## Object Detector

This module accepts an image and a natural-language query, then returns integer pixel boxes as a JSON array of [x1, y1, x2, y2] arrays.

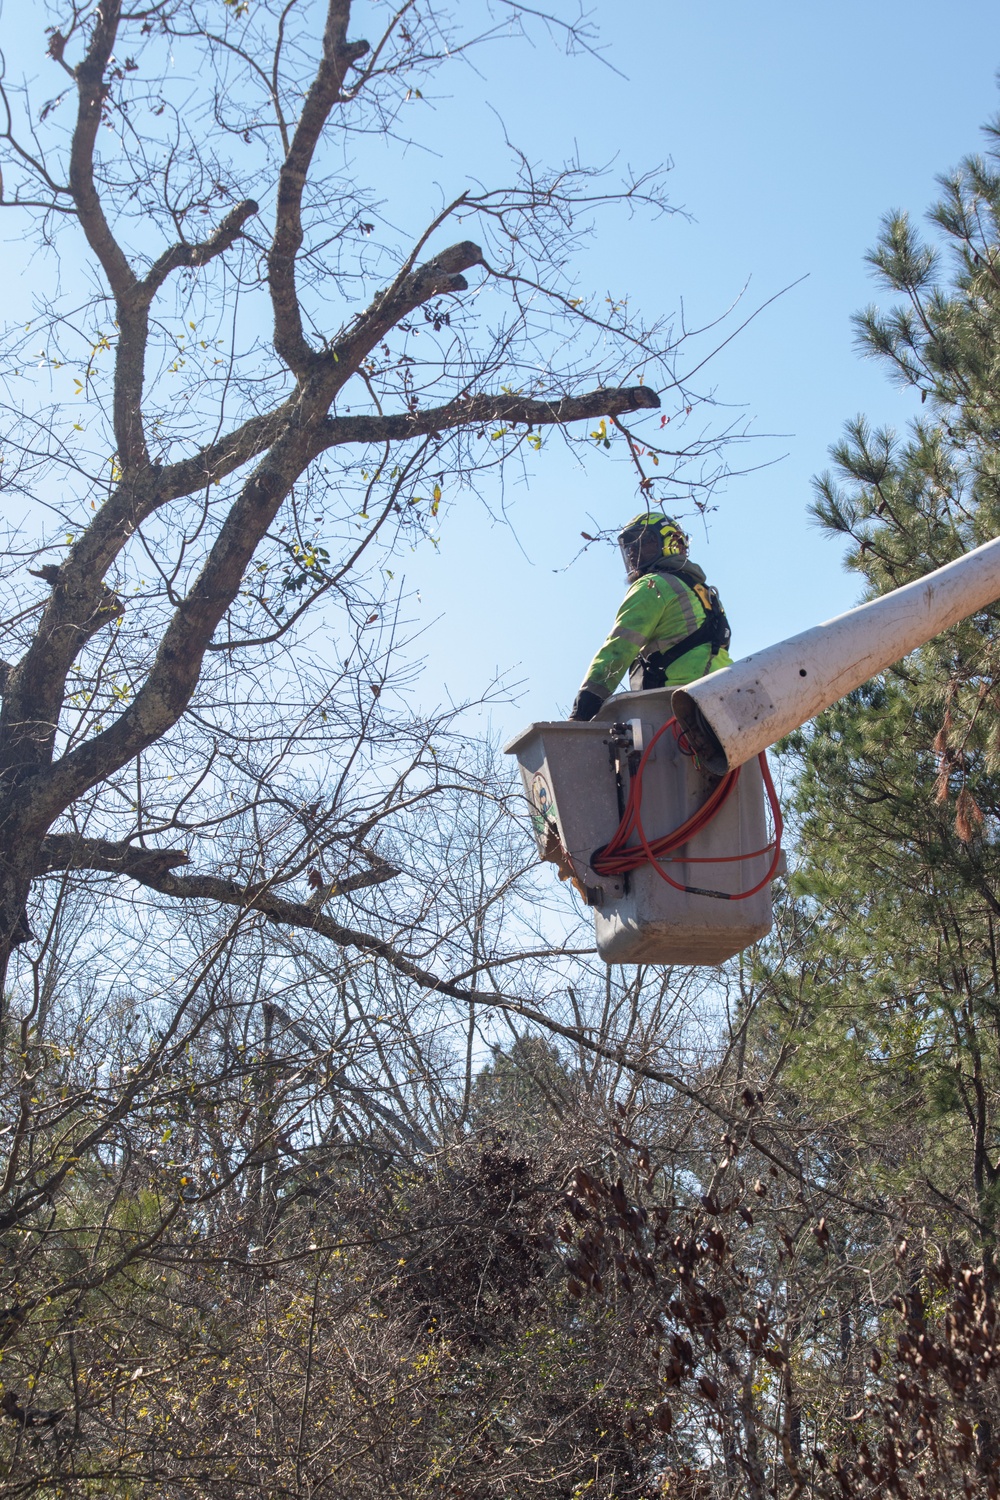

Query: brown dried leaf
[[934, 754, 952, 804], [955, 786, 984, 844]]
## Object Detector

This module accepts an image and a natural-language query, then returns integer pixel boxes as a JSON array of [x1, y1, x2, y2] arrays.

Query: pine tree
[[772, 114, 1000, 1269], [712, 131, 1000, 1486]]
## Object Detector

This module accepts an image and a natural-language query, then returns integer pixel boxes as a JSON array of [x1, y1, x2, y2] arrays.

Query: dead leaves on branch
[[558, 1127, 1000, 1498]]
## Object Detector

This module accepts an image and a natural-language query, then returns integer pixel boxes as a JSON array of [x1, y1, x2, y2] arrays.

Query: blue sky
[[383, 0, 1000, 740], [3, 0, 999, 749]]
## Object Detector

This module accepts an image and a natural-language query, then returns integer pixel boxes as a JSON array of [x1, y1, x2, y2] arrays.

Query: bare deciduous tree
[[0, 0, 756, 999]]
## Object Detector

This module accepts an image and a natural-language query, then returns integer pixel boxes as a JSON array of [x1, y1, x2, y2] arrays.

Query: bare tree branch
[[36, 833, 400, 897], [68, 0, 133, 301], [144, 198, 260, 297], [268, 0, 370, 377], [317, 383, 661, 448]]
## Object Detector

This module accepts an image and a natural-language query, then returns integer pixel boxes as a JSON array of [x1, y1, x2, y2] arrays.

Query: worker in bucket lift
[[569, 513, 733, 722]]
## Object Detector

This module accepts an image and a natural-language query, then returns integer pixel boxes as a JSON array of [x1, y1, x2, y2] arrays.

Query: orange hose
[[590, 718, 783, 901]]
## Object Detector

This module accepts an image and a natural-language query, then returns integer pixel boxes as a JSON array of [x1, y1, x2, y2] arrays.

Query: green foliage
[[769, 111, 1000, 1254], [468, 1036, 575, 1137]]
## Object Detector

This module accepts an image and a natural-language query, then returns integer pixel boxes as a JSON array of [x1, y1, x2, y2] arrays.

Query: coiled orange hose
[[590, 718, 783, 902]]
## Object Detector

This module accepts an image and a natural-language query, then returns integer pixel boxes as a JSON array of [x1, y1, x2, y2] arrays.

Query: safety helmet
[[618, 513, 690, 581]]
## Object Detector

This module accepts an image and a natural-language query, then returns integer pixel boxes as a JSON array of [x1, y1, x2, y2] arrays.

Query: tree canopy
[[0, 0, 726, 993]]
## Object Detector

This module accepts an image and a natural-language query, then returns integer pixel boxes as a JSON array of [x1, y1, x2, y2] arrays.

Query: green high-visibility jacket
[[579, 565, 733, 705]]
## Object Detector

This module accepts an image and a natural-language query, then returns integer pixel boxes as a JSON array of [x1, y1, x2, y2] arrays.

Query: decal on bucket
[[529, 770, 557, 837]]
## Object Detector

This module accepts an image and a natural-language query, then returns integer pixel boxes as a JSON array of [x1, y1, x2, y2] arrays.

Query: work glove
[[568, 688, 603, 722]]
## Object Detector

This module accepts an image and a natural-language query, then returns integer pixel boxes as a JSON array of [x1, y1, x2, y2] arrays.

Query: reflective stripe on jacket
[[579, 570, 733, 703]]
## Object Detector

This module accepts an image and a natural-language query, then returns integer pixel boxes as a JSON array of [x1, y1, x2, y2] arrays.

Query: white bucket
[[505, 687, 774, 966]]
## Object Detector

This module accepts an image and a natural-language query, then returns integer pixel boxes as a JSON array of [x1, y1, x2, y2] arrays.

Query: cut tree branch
[[36, 834, 400, 899], [317, 383, 661, 448], [68, 0, 134, 302], [69, 0, 153, 472], [317, 239, 483, 391], [144, 199, 260, 298], [269, 0, 370, 377], [162, 379, 660, 505]]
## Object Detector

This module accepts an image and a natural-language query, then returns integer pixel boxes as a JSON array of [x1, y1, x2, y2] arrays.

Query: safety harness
[[635, 569, 731, 689]]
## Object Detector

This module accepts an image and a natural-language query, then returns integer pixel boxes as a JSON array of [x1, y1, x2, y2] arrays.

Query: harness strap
[[635, 573, 731, 686], [652, 613, 717, 670]]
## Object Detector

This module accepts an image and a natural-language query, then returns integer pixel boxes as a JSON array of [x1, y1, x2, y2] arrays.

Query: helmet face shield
[[619, 521, 662, 579], [618, 515, 689, 580]]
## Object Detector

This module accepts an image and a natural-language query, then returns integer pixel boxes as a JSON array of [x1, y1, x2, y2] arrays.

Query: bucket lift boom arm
[[672, 534, 1000, 776]]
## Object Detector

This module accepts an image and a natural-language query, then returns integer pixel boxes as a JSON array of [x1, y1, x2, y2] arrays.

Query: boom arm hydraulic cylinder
[[672, 534, 1000, 775]]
